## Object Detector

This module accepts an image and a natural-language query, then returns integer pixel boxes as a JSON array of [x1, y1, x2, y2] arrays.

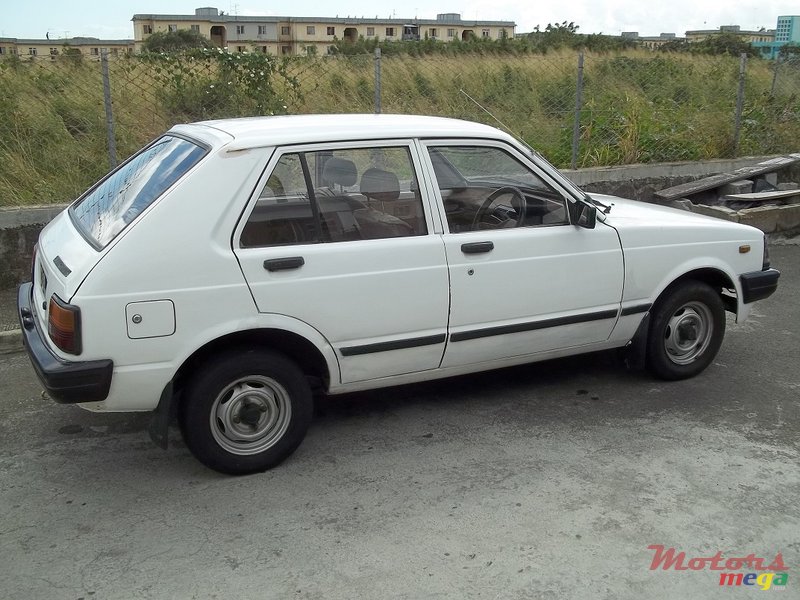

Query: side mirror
[[569, 200, 597, 229]]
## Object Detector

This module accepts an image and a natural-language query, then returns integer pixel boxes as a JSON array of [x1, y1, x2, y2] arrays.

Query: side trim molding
[[450, 309, 619, 343], [340, 333, 446, 357]]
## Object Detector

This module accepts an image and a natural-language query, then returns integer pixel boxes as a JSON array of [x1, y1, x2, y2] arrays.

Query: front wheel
[[646, 280, 726, 380], [179, 350, 313, 475]]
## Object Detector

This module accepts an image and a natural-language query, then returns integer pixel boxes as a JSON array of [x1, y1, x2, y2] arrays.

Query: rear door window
[[240, 145, 426, 248], [70, 135, 207, 248]]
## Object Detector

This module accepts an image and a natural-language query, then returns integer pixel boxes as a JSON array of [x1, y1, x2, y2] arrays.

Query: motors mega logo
[[648, 545, 789, 590]]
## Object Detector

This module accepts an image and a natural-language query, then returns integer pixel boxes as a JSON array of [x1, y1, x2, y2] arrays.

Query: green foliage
[[1, 48, 799, 206], [142, 30, 213, 52], [133, 48, 301, 120]]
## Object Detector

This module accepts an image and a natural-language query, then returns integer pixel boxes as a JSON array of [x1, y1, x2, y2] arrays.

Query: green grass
[[1, 50, 798, 207]]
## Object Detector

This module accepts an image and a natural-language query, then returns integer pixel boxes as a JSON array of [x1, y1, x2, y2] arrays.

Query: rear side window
[[70, 136, 206, 248], [240, 146, 426, 248]]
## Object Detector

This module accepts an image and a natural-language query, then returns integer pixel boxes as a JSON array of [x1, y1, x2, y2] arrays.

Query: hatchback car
[[18, 114, 779, 474]]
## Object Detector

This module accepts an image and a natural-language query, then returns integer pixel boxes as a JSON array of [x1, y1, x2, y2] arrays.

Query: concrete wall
[[0, 155, 795, 290], [0, 205, 66, 289]]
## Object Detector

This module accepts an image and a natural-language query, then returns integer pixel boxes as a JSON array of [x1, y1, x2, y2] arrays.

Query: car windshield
[[70, 135, 206, 248]]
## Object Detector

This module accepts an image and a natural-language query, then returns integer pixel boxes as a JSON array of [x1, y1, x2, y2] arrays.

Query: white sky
[[1, 0, 796, 40]]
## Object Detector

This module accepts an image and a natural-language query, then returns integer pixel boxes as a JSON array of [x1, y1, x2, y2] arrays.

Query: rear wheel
[[179, 349, 313, 475], [646, 280, 725, 380]]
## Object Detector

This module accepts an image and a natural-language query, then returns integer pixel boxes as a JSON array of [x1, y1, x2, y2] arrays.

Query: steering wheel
[[471, 186, 527, 230]]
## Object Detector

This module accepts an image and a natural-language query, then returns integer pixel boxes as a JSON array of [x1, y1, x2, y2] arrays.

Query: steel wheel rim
[[210, 375, 292, 456], [663, 301, 713, 365]]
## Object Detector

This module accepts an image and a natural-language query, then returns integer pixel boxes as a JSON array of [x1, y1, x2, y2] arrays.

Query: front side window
[[427, 145, 569, 232], [71, 136, 206, 248], [307, 26, 316, 35], [327, 26, 335, 35], [236, 25, 245, 35], [241, 146, 426, 248]]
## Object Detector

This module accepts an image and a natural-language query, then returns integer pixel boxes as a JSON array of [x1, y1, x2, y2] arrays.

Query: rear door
[[420, 140, 624, 368], [233, 140, 450, 384]]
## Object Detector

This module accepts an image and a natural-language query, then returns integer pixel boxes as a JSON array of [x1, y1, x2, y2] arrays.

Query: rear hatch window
[[70, 135, 207, 248]]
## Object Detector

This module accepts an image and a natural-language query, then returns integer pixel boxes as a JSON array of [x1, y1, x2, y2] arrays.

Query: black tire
[[179, 349, 313, 475], [646, 280, 726, 381]]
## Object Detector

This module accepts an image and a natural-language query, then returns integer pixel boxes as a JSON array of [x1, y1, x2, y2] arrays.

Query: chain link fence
[[1, 49, 799, 206]]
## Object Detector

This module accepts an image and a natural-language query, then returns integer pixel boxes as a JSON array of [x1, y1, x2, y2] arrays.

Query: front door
[[420, 141, 624, 368], [234, 141, 449, 384]]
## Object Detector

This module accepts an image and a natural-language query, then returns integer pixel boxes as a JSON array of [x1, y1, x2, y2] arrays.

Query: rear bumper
[[740, 268, 780, 304], [17, 282, 113, 404]]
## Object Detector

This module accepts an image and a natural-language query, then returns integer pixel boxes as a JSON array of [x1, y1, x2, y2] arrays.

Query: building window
[[112, 48, 119, 55], [236, 25, 245, 35], [50, 47, 58, 55], [28, 48, 37, 55], [482, 29, 490, 38], [429, 28, 437, 38], [261, 45, 268, 53], [0, 47, 5, 55], [91, 48, 99, 55], [366, 27, 375, 36], [307, 25, 315, 35], [281, 26, 290, 35], [281, 45, 291, 55], [236, 45, 246, 53], [305, 46, 316, 55], [447, 28, 455, 37], [168, 24, 178, 32], [327, 26, 335, 35], [143, 25, 153, 35], [386, 27, 395, 37], [191, 24, 200, 32], [257, 25, 267, 35]]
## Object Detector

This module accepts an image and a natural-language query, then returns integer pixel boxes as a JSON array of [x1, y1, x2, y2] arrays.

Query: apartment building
[[685, 24, 775, 44], [131, 7, 516, 55], [621, 32, 684, 49], [0, 37, 133, 59]]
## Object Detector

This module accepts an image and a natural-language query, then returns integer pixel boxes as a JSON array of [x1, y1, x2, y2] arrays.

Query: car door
[[233, 140, 449, 384], [419, 140, 624, 368]]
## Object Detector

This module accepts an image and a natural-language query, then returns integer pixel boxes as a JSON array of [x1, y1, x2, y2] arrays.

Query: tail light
[[763, 235, 770, 270], [48, 295, 82, 355]]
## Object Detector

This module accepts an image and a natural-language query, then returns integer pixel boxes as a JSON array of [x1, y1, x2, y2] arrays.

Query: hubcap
[[210, 375, 292, 456], [663, 301, 714, 365]]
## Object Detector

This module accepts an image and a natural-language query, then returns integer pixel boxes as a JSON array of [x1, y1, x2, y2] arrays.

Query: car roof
[[175, 114, 515, 151]]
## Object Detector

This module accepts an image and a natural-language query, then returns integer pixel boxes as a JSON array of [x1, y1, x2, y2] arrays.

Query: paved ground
[[1, 247, 798, 600]]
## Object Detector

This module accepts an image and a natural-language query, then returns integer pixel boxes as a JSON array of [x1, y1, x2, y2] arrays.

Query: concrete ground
[[1, 247, 798, 600]]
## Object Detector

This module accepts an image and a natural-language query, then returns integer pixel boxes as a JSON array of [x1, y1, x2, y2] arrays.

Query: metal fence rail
[[1, 49, 799, 206]]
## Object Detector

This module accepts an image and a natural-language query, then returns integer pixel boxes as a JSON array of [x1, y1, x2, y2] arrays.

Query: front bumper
[[740, 268, 780, 304], [17, 282, 113, 404]]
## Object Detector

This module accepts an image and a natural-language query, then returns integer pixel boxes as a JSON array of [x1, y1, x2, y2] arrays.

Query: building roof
[[175, 114, 513, 151], [0, 37, 133, 45], [131, 14, 515, 27]]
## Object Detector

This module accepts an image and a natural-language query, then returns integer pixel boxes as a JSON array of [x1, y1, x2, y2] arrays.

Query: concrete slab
[[654, 154, 800, 201]]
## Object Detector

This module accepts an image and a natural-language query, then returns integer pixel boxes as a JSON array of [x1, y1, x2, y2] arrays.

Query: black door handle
[[461, 241, 494, 254], [264, 256, 305, 272]]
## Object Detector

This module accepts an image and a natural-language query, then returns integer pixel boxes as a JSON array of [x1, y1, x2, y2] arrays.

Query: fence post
[[770, 57, 780, 96], [571, 51, 585, 170], [374, 47, 382, 114], [732, 53, 747, 157], [101, 49, 118, 169]]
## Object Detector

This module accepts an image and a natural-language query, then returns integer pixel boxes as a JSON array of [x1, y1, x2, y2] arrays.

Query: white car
[[18, 115, 779, 474]]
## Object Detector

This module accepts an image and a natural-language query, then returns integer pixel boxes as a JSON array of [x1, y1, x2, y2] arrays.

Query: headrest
[[360, 168, 400, 201], [322, 157, 357, 187]]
